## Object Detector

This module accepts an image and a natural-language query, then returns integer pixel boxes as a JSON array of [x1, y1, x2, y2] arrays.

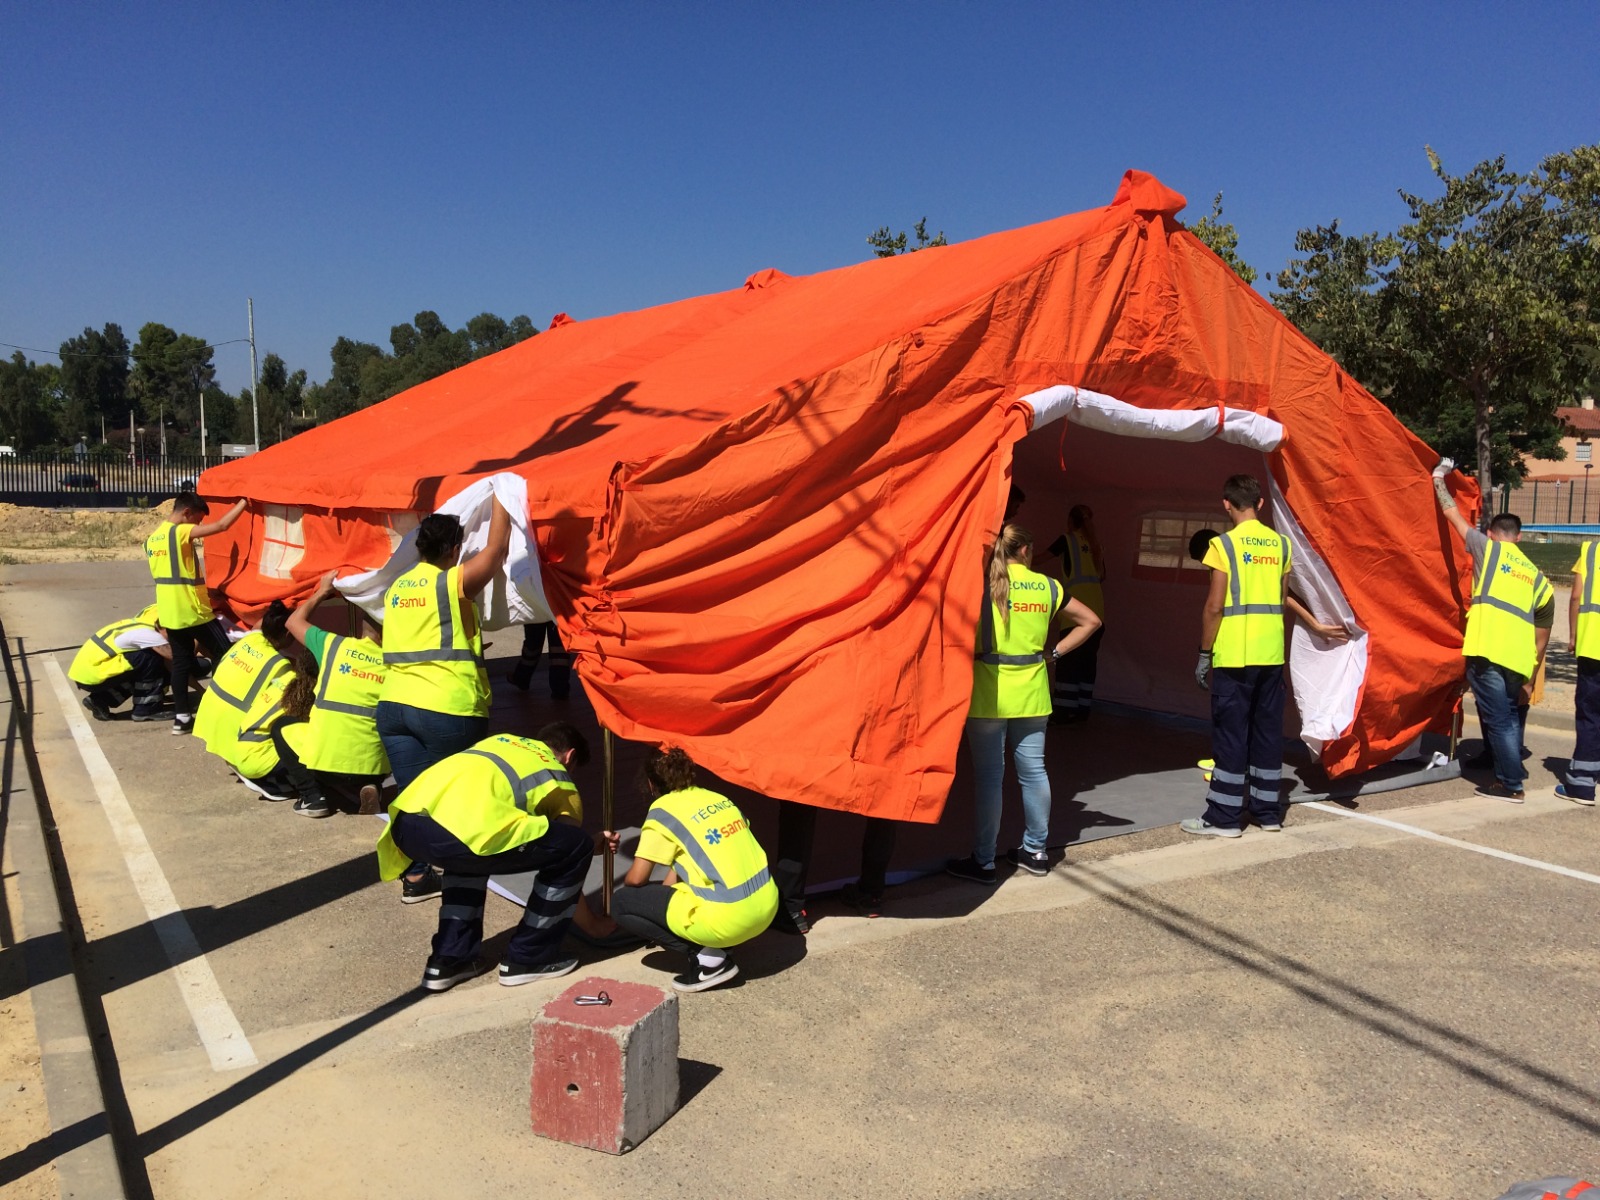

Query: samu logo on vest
[[703, 818, 747, 846], [390, 594, 429, 609], [1498, 562, 1536, 587], [1241, 551, 1281, 567]]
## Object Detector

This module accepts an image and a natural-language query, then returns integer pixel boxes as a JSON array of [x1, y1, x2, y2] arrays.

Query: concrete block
[[531, 976, 679, 1154]]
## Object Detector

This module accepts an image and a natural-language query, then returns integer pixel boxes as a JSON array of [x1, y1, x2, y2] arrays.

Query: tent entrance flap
[[1009, 389, 1363, 759]]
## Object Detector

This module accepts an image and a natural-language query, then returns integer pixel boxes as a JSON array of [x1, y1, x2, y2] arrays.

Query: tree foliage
[[1187, 193, 1257, 284], [58, 323, 130, 436], [867, 217, 947, 257], [0, 352, 60, 450], [1274, 145, 1600, 499]]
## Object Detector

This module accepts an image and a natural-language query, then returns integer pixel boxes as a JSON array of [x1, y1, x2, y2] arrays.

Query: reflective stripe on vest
[[1577, 542, 1600, 661], [237, 701, 285, 743], [1462, 539, 1552, 677], [1218, 536, 1285, 618], [210, 648, 289, 711], [149, 523, 202, 585], [313, 635, 380, 718], [458, 748, 572, 814], [643, 805, 774, 904], [89, 618, 146, 659], [976, 576, 1059, 665], [382, 572, 482, 665], [1065, 536, 1098, 589]]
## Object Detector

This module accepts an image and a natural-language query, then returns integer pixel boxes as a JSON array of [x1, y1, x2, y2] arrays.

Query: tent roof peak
[[1111, 169, 1188, 218]]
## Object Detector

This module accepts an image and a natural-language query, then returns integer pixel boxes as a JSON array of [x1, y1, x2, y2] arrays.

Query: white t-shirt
[[113, 627, 167, 653]]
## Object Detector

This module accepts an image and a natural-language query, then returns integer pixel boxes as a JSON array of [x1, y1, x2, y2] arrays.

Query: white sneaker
[[240, 776, 293, 802], [1179, 818, 1242, 839]]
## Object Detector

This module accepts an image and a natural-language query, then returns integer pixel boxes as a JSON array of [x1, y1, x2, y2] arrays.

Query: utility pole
[[248, 297, 260, 450], [200, 387, 207, 461], [128, 410, 134, 462], [159, 400, 167, 463]]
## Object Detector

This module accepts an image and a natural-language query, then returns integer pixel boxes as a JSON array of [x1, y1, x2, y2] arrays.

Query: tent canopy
[[202, 170, 1474, 823]]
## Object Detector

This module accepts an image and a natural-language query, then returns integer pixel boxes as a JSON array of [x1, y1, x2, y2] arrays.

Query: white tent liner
[[334, 473, 552, 630], [1017, 384, 1361, 756]]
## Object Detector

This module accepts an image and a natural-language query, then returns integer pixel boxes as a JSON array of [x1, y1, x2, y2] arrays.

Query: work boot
[[82, 695, 113, 722]]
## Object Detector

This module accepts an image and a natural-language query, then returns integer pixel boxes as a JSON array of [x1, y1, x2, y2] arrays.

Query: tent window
[[1135, 510, 1218, 579], [259, 505, 306, 580]]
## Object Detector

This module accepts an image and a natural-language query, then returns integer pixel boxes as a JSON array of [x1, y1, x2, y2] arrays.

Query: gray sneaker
[[1179, 818, 1242, 839]]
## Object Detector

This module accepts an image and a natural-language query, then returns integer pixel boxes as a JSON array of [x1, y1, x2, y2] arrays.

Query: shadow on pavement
[[1069, 868, 1600, 1138]]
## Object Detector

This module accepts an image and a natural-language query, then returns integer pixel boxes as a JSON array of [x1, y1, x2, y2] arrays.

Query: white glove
[[1432, 456, 1455, 480]]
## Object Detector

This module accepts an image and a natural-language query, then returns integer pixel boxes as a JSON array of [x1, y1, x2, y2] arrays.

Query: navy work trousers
[[1565, 658, 1600, 801], [388, 810, 592, 966], [1204, 665, 1285, 830]]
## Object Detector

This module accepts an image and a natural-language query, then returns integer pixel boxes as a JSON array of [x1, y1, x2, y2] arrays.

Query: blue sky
[[3, 2, 1596, 393]]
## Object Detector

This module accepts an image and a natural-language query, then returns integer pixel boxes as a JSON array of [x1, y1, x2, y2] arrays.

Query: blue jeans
[[966, 716, 1051, 868], [375, 701, 488, 793], [1465, 657, 1527, 790]]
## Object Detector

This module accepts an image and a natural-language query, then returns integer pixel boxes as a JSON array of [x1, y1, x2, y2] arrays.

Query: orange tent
[[201, 170, 1475, 824]]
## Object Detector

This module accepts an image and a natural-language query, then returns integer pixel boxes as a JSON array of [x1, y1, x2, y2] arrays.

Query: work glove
[[1195, 650, 1212, 691], [1432, 456, 1455, 480], [1046, 534, 1070, 559]]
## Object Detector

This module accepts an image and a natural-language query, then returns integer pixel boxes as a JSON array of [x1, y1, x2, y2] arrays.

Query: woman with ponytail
[[946, 522, 1101, 885]]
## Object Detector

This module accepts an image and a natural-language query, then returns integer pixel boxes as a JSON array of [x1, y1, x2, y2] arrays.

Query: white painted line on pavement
[[44, 658, 258, 1071], [1301, 800, 1600, 887]]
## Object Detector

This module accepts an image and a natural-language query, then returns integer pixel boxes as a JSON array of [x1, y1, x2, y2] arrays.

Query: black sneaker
[[171, 715, 194, 736], [945, 855, 998, 885], [672, 958, 739, 992], [770, 903, 811, 936], [422, 955, 488, 993], [498, 957, 579, 986], [401, 867, 442, 904], [131, 710, 165, 723], [1007, 846, 1050, 876], [838, 882, 884, 917], [82, 695, 113, 722], [293, 794, 333, 819]]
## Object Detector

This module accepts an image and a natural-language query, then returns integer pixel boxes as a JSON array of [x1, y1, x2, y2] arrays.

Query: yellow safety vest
[[68, 605, 162, 686], [1208, 520, 1291, 668], [1463, 538, 1553, 678], [376, 733, 574, 880], [970, 563, 1062, 720], [640, 786, 778, 950], [1063, 532, 1105, 618], [281, 635, 390, 776], [1574, 541, 1600, 662], [194, 633, 293, 778], [379, 563, 488, 717], [145, 520, 213, 629]]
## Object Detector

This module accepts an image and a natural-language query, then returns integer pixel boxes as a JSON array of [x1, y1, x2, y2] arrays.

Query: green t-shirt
[[304, 624, 330, 668]]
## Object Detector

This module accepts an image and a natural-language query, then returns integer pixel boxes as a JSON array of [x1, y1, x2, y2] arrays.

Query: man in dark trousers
[[1185, 475, 1346, 836]]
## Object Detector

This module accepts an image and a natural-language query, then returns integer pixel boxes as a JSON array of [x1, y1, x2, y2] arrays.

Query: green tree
[[1274, 145, 1600, 501], [1187, 193, 1257, 284], [130, 323, 216, 435], [58, 323, 131, 439], [255, 352, 307, 447], [867, 217, 947, 257], [0, 352, 61, 450]]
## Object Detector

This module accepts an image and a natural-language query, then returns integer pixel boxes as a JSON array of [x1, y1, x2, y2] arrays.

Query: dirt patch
[[0, 502, 172, 564]]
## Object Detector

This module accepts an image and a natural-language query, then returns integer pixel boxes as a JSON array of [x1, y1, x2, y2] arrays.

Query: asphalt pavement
[[2, 561, 1596, 1200]]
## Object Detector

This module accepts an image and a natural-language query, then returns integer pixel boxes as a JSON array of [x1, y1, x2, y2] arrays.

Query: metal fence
[[1493, 478, 1600, 527], [0, 453, 224, 507]]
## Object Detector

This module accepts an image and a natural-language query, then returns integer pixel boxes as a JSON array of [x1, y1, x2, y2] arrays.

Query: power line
[[0, 338, 251, 361]]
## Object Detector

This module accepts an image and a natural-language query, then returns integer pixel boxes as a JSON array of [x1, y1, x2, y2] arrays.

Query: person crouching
[[612, 747, 779, 993]]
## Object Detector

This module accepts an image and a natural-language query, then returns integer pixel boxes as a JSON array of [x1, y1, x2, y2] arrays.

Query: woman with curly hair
[[612, 747, 779, 992]]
